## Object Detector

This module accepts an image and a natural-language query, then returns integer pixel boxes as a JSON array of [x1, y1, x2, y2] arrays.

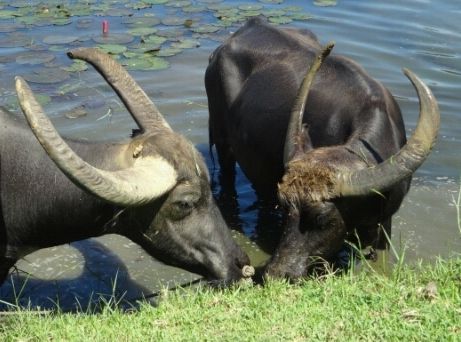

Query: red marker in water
[[102, 20, 109, 34]]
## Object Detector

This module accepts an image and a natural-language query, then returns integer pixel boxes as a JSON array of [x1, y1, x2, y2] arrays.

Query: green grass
[[1, 257, 460, 341]]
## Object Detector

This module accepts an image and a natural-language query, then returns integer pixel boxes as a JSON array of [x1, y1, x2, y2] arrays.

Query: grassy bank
[[0, 257, 460, 341]]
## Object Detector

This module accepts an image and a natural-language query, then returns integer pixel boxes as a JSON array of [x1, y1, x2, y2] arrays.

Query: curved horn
[[16, 76, 177, 207], [336, 69, 440, 197], [284, 42, 335, 166], [67, 47, 171, 134]]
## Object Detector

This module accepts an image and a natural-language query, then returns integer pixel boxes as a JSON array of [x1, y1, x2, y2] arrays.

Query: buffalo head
[[266, 43, 440, 279], [14, 48, 252, 284]]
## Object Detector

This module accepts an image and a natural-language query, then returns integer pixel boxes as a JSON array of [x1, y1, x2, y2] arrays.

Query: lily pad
[[156, 28, 184, 38], [162, 16, 187, 26], [23, 68, 70, 84], [156, 47, 183, 57], [142, 0, 169, 4], [141, 35, 167, 45], [61, 60, 89, 72], [313, 0, 337, 7], [190, 25, 220, 33], [100, 8, 133, 17], [166, 1, 192, 8], [241, 10, 262, 18], [262, 9, 286, 17], [290, 13, 313, 21], [207, 4, 232, 11], [128, 27, 158, 36], [171, 39, 200, 49], [0, 32, 32, 48], [92, 33, 134, 44], [76, 18, 94, 29], [0, 10, 21, 19], [238, 4, 263, 11], [123, 55, 170, 71], [130, 43, 162, 53], [122, 16, 161, 27], [51, 18, 72, 26], [58, 80, 85, 95], [182, 5, 207, 13], [64, 105, 88, 119], [97, 44, 128, 55], [16, 52, 55, 65], [43, 35, 80, 45], [259, 0, 284, 3], [268, 16, 293, 25]]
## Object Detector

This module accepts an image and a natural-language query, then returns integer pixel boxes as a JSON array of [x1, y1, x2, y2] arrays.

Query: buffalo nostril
[[241, 265, 255, 278]]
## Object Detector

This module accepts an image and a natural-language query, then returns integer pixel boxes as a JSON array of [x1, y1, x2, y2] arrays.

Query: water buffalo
[[0, 47, 253, 286], [205, 18, 439, 279]]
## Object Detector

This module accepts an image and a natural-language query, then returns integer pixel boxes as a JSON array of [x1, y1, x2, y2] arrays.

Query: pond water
[[0, 0, 460, 310]]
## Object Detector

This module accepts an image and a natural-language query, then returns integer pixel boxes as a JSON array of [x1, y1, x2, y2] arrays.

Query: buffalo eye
[[170, 198, 197, 220]]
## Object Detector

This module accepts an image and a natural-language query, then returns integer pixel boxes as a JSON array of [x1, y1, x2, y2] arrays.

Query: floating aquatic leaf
[[162, 16, 187, 26], [171, 39, 200, 49], [130, 43, 162, 53], [313, 0, 337, 7], [142, 0, 168, 4], [128, 27, 158, 36], [48, 45, 68, 52], [76, 18, 94, 29], [156, 28, 184, 38], [156, 47, 183, 57], [0, 10, 21, 19], [268, 16, 293, 25], [199, 0, 224, 3], [43, 35, 80, 45], [65, 105, 88, 119], [190, 25, 220, 33], [166, 1, 192, 8], [10, 0, 42, 7], [182, 5, 206, 13], [16, 52, 55, 65], [61, 60, 89, 73], [58, 81, 85, 95], [238, 4, 263, 11], [0, 32, 32, 48], [122, 16, 161, 27], [241, 10, 262, 17], [214, 8, 239, 17], [92, 33, 134, 44], [262, 9, 286, 17], [100, 8, 133, 17], [207, 4, 232, 11], [127, 2, 152, 10], [97, 44, 128, 55], [142, 34, 167, 45], [284, 6, 303, 12], [123, 55, 170, 71], [289, 12, 313, 21], [51, 18, 72, 26], [23, 68, 70, 84], [259, 0, 284, 3], [214, 18, 236, 27]]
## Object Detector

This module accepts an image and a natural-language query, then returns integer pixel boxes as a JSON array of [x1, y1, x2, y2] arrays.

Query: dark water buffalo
[[205, 18, 439, 279], [0, 48, 253, 286]]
